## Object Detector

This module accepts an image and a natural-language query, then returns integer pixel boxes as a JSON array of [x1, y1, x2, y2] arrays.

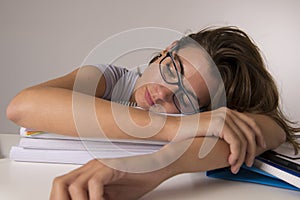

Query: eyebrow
[[172, 51, 185, 75]]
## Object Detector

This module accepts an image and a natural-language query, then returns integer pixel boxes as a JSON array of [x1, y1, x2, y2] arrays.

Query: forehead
[[176, 46, 211, 81], [175, 46, 216, 102]]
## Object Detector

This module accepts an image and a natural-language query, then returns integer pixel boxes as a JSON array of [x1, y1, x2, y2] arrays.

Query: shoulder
[[91, 64, 128, 74]]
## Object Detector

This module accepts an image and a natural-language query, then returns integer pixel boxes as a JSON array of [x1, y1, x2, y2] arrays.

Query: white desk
[[0, 134, 299, 200]]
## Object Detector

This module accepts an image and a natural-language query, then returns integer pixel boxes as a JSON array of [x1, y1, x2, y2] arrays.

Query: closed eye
[[166, 63, 177, 79]]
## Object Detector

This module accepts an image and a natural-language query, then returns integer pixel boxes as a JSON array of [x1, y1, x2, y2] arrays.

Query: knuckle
[[53, 175, 67, 187], [52, 176, 65, 186], [88, 158, 101, 166], [247, 117, 260, 132], [68, 182, 84, 194], [216, 107, 227, 115], [88, 176, 101, 186], [212, 116, 225, 130], [248, 118, 257, 127], [216, 117, 225, 126]]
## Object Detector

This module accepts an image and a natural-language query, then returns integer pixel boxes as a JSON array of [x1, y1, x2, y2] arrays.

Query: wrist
[[197, 111, 211, 136], [175, 113, 210, 140]]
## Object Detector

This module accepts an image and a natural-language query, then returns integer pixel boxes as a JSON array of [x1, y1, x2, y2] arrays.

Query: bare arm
[[6, 65, 285, 142], [6, 65, 174, 140], [7, 65, 286, 173], [50, 133, 284, 200]]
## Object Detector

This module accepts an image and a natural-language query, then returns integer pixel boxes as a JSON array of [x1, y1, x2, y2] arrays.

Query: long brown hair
[[187, 26, 300, 153]]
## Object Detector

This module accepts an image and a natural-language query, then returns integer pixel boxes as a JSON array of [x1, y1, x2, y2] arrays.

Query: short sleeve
[[92, 64, 139, 102]]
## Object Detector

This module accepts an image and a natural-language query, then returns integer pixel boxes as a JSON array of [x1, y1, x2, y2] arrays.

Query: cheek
[[162, 102, 180, 114]]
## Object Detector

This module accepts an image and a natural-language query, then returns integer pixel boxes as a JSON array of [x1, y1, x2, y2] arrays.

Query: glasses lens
[[160, 56, 179, 84], [173, 90, 199, 114]]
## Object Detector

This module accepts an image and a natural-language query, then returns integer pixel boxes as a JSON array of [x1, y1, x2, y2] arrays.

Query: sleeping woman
[[7, 26, 299, 200]]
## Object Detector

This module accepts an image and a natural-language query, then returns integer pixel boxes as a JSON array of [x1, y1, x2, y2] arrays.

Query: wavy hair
[[186, 26, 300, 153]]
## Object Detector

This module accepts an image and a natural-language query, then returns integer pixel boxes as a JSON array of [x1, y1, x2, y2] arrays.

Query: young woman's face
[[133, 45, 217, 114]]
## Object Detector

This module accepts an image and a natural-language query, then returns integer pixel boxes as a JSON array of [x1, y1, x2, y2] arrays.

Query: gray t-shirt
[[93, 64, 140, 102]]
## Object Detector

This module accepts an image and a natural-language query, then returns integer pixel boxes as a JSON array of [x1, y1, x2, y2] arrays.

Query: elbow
[[6, 95, 24, 124], [270, 127, 286, 150], [6, 89, 33, 125], [278, 128, 286, 146]]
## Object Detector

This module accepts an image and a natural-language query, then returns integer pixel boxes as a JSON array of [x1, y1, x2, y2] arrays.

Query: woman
[[7, 26, 299, 199]]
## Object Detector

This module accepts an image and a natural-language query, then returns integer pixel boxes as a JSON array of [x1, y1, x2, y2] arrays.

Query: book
[[10, 146, 159, 164], [10, 128, 166, 164], [206, 136, 300, 191], [206, 163, 300, 191], [11, 128, 300, 190]]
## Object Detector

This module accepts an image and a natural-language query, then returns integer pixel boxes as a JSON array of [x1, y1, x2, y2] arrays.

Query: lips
[[145, 88, 155, 106]]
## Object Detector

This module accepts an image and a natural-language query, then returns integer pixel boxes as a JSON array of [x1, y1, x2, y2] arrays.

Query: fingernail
[[247, 160, 254, 167], [233, 168, 239, 174]]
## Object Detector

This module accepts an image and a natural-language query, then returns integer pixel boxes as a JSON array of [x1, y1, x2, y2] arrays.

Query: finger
[[50, 163, 93, 200], [89, 165, 127, 200], [50, 176, 71, 200], [68, 166, 99, 200], [229, 112, 257, 167], [221, 123, 244, 173], [88, 167, 114, 200], [64, 159, 102, 200], [221, 111, 248, 171], [224, 118, 247, 174], [58, 159, 97, 185], [233, 111, 265, 148]]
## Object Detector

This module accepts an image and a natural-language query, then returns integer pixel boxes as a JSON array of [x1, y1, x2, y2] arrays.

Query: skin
[[7, 43, 286, 200], [49, 129, 284, 200], [133, 43, 214, 113]]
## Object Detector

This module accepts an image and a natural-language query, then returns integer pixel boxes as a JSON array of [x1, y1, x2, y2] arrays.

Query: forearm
[[129, 135, 275, 179], [99, 137, 230, 188], [166, 138, 230, 174], [6, 86, 176, 140]]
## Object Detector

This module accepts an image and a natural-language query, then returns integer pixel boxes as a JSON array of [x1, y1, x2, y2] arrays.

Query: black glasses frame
[[159, 51, 200, 114]]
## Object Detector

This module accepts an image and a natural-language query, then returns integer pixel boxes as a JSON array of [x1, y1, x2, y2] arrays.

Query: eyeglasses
[[159, 51, 201, 114]]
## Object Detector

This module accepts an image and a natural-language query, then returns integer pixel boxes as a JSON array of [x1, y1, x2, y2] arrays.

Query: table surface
[[0, 133, 299, 200]]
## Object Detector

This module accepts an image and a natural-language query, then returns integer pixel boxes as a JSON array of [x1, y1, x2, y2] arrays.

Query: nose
[[153, 85, 174, 103]]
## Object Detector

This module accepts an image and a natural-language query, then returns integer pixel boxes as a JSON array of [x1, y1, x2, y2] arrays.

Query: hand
[[199, 107, 266, 174], [50, 158, 168, 200]]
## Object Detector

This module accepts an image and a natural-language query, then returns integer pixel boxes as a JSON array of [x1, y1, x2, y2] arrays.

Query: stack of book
[[10, 127, 166, 164], [10, 128, 300, 191], [207, 134, 300, 191]]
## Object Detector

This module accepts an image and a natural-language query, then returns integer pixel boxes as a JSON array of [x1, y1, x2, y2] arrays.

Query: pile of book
[[10, 127, 166, 165], [207, 134, 300, 191], [10, 128, 299, 191]]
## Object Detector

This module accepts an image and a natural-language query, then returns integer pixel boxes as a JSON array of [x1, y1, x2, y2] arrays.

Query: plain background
[[1, 0, 299, 134]]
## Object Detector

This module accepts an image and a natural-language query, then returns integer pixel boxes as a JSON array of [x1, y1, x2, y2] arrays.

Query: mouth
[[145, 87, 155, 106]]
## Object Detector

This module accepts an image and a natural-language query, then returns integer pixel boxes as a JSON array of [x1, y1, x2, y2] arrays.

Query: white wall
[[1, 0, 299, 134]]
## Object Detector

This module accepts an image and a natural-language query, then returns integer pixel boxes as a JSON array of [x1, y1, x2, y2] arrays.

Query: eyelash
[[166, 63, 176, 78], [179, 93, 188, 106]]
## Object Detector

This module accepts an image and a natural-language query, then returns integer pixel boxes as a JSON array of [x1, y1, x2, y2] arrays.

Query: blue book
[[206, 151, 300, 191]]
